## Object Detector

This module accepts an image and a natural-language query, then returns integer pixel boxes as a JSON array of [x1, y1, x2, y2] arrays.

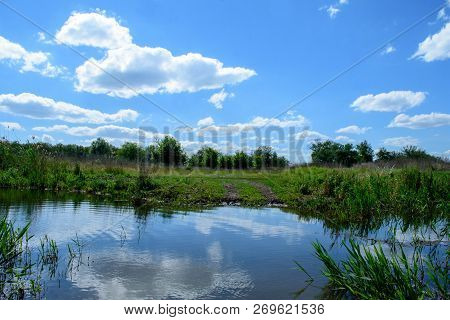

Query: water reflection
[[1, 190, 446, 300]]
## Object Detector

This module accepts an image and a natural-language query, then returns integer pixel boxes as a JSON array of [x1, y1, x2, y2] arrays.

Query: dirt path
[[249, 181, 280, 204], [223, 183, 240, 203]]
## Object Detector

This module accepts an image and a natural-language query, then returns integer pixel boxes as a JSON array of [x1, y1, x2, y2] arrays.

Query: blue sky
[[0, 0, 449, 161]]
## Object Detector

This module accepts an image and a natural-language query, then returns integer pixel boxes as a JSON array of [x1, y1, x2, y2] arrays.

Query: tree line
[[310, 140, 441, 167], [2, 137, 444, 169], [2, 137, 289, 169]]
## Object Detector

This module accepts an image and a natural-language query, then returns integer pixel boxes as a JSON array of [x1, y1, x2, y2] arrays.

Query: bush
[[117, 142, 144, 162]]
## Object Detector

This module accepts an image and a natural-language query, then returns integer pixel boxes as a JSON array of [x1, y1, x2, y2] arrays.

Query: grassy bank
[[0, 141, 449, 225], [1, 141, 449, 300]]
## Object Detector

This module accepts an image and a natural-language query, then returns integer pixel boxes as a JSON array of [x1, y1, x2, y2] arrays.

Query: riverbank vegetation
[[298, 237, 448, 300], [0, 139, 448, 223], [0, 217, 40, 299], [1, 138, 449, 300]]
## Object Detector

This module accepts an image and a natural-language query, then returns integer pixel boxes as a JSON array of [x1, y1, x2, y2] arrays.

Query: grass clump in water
[[0, 216, 67, 299], [309, 239, 448, 299], [0, 217, 34, 299]]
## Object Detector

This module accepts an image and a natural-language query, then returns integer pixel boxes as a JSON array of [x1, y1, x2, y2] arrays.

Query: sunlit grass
[[304, 239, 448, 300]]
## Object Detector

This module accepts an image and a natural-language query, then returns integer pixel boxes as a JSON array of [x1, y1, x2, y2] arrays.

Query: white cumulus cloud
[[0, 36, 64, 77], [437, 8, 448, 21], [55, 11, 132, 49], [41, 134, 55, 143], [0, 93, 138, 124], [32, 124, 167, 142], [55, 11, 256, 98], [75, 44, 256, 98], [197, 116, 215, 127], [0, 121, 24, 130], [208, 89, 234, 109], [336, 125, 371, 134], [388, 112, 450, 129], [351, 91, 426, 112], [198, 115, 309, 136], [412, 22, 450, 62], [335, 135, 354, 143], [383, 136, 419, 147]]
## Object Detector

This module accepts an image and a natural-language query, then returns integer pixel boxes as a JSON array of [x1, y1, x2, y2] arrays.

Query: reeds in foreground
[[309, 239, 448, 299], [0, 217, 32, 299]]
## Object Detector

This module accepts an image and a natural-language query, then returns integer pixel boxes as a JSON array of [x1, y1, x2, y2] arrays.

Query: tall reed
[[0, 217, 32, 299], [309, 239, 448, 299]]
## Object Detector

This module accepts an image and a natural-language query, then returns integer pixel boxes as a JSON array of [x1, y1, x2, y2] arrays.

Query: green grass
[[264, 167, 449, 231], [1, 140, 449, 300], [232, 180, 267, 206], [306, 239, 448, 299], [0, 215, 85, 300], [0, 217, 33, 299], [0, 141, 448, 225]]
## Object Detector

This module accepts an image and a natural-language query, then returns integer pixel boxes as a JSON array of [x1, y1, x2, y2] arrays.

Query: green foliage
[[310, 239, 448, 299], [265, 167, 449, 231], [186, 145, 287, 170], [376, 145, 437, 162], [311, 140, 439, 167], [146, 144, 160, 163], [233, 181, 267, 206], [218, 154, 234, 169], [156, 136, 186, 166], [233, 151, 251, 169], [90, 138, 114, 157], [191, 146, 220, 168], [311, 141, 341, 164], [311, 141, 359, 167], [52, 143, 89, 158], [336, 143, 359, 167], [401, 145, 433, 160], [356, 140, 374, 163], [251, 146, 288, 169], [0, 217, 32, 299], [376, 147, 397, 161], [0, 140, 448, 221], [117, 142, 144, 161]]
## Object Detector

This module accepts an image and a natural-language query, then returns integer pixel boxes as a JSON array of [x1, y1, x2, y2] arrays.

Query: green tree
[[311, 141, 358, 167], [401, 146, 431, 159], [156, 136, 186, 166], [218, 154, 234, 169], [376, 148, 397, 161], [276, 155, 289, 168], [90, 138, 113, 157], [187, 153, 200, 167], [196, 146, 220, 168], [356, 140, 374, 163], [253, 146, 275, 169], [117, 142, 144, 161], [311, 141, 341, 164], [336, 143, 358, 167], [233, 151, 250, 169], [146, 144, 160, 164]]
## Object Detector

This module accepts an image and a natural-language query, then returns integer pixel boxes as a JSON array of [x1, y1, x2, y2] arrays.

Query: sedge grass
[[306, 239, 448, 300]]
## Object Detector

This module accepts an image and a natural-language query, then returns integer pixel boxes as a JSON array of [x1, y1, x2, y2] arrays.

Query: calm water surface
[[0, 190, 444, 299]]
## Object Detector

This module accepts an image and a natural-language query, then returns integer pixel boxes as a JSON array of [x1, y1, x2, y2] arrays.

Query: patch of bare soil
[[249, 181, 281, 205], [223, 183, 240, 204]]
